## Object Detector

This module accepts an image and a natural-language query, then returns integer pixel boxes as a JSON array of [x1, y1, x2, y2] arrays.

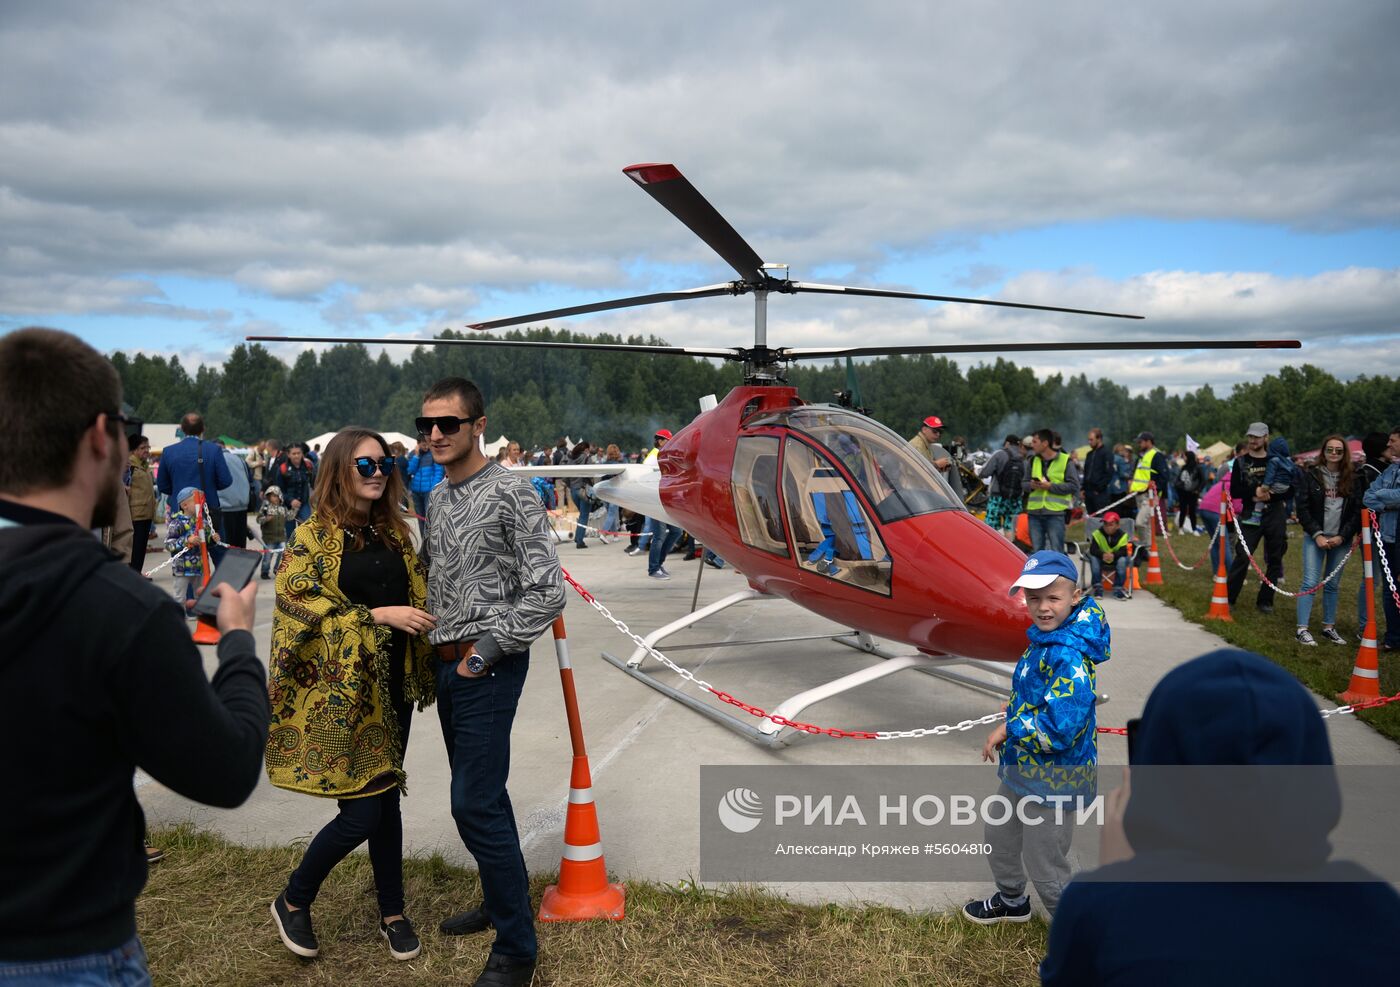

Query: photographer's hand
[[213, 580, 257, 635]]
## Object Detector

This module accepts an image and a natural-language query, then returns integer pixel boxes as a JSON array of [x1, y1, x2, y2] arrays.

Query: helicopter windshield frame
[[746, 405, 964, 524]]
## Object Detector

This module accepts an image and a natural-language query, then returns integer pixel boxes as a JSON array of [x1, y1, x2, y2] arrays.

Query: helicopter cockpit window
[[781, 438, 891, 596], [730, 436, 789, 558], [753, 407, 963, 524]]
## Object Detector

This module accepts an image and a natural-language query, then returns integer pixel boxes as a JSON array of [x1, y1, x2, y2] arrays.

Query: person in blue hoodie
[[963, 550, 1110, 924], [1040, 648, 1400, 985]]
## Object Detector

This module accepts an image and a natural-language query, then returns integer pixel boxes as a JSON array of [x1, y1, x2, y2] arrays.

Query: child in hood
[[1242, 435, 1295, 526], [256, 485, 289, 578], [963, 550, 1110, 925]]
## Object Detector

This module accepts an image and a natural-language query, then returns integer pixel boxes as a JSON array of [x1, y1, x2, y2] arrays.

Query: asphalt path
[[137, 531, 1400, 912]]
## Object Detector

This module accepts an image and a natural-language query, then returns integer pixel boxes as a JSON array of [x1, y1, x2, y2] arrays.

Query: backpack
[[1178, 466, 1199, 493], [996, 452, 1025, 500]]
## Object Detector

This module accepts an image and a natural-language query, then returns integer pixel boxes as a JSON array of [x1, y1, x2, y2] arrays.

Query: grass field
[[1066, 516, 1400, 745], [138, 826, 1048, 987]]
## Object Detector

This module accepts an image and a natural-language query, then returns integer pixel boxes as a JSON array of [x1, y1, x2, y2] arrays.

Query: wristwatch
[[465, 652, 490, 675]]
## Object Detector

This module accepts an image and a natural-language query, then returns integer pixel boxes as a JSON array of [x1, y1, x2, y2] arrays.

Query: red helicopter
[[251, 163, 1299, 746]]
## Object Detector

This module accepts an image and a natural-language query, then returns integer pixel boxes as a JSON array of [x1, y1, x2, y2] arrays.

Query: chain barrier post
[[538, 615, 626, 923], [1204, 501, 1234, 622], [1144, 482, 1164, 586], [1339, 510, 1382, 705], [190, 490, 220, 645]]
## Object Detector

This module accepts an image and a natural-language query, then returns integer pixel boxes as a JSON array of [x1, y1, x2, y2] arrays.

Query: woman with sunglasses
[[266, 428, 438, 962], [1294, 434, 1359, 646]]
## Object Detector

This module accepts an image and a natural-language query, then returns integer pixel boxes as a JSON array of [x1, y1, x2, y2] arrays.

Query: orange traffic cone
[[538, 617, 625, 922], [190, 492, 220, 646], [1144, 488, 1164, 586], [1339, 510, 1381, 704], [1204, 506, 1233, 622]]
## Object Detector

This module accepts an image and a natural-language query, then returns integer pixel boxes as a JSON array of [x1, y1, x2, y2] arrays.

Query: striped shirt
[[425, 461, 565, 663]]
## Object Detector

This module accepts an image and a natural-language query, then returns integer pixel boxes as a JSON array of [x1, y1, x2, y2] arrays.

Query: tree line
[[109, 327, 1400, 453]]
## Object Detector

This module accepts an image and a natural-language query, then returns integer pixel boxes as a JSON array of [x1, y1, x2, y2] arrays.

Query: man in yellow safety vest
[[1026, 427, 1081, 554], [1130, 430, 1168, 535]]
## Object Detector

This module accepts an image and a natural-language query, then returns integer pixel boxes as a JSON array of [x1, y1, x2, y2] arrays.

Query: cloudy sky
[[3, 1, 1397, 393]]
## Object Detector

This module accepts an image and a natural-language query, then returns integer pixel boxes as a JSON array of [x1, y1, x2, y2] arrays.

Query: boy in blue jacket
[[1242, 435, 1295, 526], [963, 550, 1109, 924]]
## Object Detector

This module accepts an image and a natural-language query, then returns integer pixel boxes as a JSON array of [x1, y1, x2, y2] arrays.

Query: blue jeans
[[1089, 554, 1128, 591], [0, 937, 149, 985], [1027, 513, 1066, 554], [284, 500, 311, 540], [1199, 509, 1234, 571], [648, 523, 682, 574], [435, 653, 535, 962], [1296, 538, 1349, 628], [286, 703, 413, 916], [603, 502, 620, 536], [569, 488, 592, 547]]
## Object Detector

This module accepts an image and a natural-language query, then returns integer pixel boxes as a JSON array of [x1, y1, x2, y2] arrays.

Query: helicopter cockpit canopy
[[747, 406, 964, 523]]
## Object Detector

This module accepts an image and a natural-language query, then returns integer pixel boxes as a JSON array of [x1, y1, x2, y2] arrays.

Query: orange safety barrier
[[1204, 502, 1233, 622], [191, 491, 220, 646], [538, 616, 626, 922], [1339, 509, 1381, 704], [1144, 485, 1164, 586]]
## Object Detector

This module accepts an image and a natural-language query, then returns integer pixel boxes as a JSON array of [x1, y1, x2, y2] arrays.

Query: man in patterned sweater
[[418, 376, 565, 987]]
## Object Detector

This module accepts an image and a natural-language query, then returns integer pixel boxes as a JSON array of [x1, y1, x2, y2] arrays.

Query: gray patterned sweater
[[425, 461, 566, 664]]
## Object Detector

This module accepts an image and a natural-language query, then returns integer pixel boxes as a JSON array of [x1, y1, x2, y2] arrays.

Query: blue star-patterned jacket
[[999, 596, 1110, 798]]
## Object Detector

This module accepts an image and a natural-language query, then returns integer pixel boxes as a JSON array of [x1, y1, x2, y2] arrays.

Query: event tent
[[304, 429, 419, 452], [1197, 440, 1232, 464]]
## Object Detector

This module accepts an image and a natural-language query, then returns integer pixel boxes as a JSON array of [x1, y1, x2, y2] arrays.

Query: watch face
[[467, 655, 487, 674]]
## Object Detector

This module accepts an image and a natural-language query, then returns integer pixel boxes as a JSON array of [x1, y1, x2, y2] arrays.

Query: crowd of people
[[935, 416, 1400, 651]]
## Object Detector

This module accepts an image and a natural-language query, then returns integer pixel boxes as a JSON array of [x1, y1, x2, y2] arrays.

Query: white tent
[[302, 429, 420, 452], [482, 435, 511, 456]]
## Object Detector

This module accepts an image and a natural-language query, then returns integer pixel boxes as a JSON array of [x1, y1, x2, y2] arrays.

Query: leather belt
[[434, 639, 478, 662]]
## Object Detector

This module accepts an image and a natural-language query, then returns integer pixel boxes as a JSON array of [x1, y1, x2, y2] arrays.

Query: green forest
[[109, 327, 1400, 453]]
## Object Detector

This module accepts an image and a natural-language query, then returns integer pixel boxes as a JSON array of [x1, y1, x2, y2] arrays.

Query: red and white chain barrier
[[1087, 490, 1139, 519], [1226, 509, 1355, 598], [1370, 514, 1400, 612], [556, 567, 1400, 740], [1151, 494, 1216, 571]]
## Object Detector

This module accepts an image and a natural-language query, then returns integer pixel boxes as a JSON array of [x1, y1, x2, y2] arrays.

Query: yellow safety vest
[[644, 446, 659, 465], [1130, 447, 1159, 494], [1026, 453, 1072, 512], [1091, 527, 1130, 555]]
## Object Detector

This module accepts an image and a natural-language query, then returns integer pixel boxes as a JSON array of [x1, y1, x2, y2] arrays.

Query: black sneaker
[[271, 892, 319, 958], [961, 891, 1032, 925], [1319, 627, 1347, 646], [1256, 604, 1274, 615], [472, 952, 537, 987], [379, 917, 421, 961], [439, 906, 492, 936]]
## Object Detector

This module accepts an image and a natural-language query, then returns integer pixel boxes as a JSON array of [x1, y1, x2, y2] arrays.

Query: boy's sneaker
[[1319, 627, 1347, 646], [1113, 589, 1128, 600], [1295, 628, 1317, 646], [379, 917, 421, 961], [1092, 589, 1103, 598], [1241, 514, 1262, 526], [961, 891, 1032, 925], [271, 892, 319, 958]]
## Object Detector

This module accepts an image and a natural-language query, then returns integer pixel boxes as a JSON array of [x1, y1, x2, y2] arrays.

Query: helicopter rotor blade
[[244, 334, 741, 359], [623, 163, 767, 282], [791, 281, 1144, 321], [464, 282, 738, 331], [782, 339, 1302, 361]]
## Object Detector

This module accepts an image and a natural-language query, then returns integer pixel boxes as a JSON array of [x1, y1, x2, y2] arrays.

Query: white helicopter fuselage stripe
[[509, 463, 676, 527]]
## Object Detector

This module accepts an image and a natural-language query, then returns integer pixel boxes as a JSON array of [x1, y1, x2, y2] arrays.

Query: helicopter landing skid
[[601, 590, 1022, 749]]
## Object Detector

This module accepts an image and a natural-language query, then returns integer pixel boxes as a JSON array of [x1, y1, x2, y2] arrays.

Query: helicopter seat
[[804, 468, 874, 567]]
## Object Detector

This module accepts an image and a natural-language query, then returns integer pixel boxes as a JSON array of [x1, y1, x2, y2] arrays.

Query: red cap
[[1102, 511, 1121, 523], [922, 416, 944, 430], [654, 428, 673, 441]]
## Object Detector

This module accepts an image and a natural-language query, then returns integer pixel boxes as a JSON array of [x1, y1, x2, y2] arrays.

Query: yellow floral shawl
[[264, 513, 436, 799]]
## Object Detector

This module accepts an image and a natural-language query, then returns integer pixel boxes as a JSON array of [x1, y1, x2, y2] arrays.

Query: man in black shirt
[[1082, 427, 1114, 515], [0, 328, 269, 980], [1226, 421, 1291, 614]]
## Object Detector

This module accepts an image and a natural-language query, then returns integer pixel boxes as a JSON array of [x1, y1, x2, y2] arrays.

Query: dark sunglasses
[[1324, 446, 1346, 454], [353, 456, 397, 478], [416, 415, 480, 437]]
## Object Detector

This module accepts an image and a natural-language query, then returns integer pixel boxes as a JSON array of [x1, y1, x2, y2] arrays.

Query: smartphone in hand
[[191, 547, 262, 620]]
